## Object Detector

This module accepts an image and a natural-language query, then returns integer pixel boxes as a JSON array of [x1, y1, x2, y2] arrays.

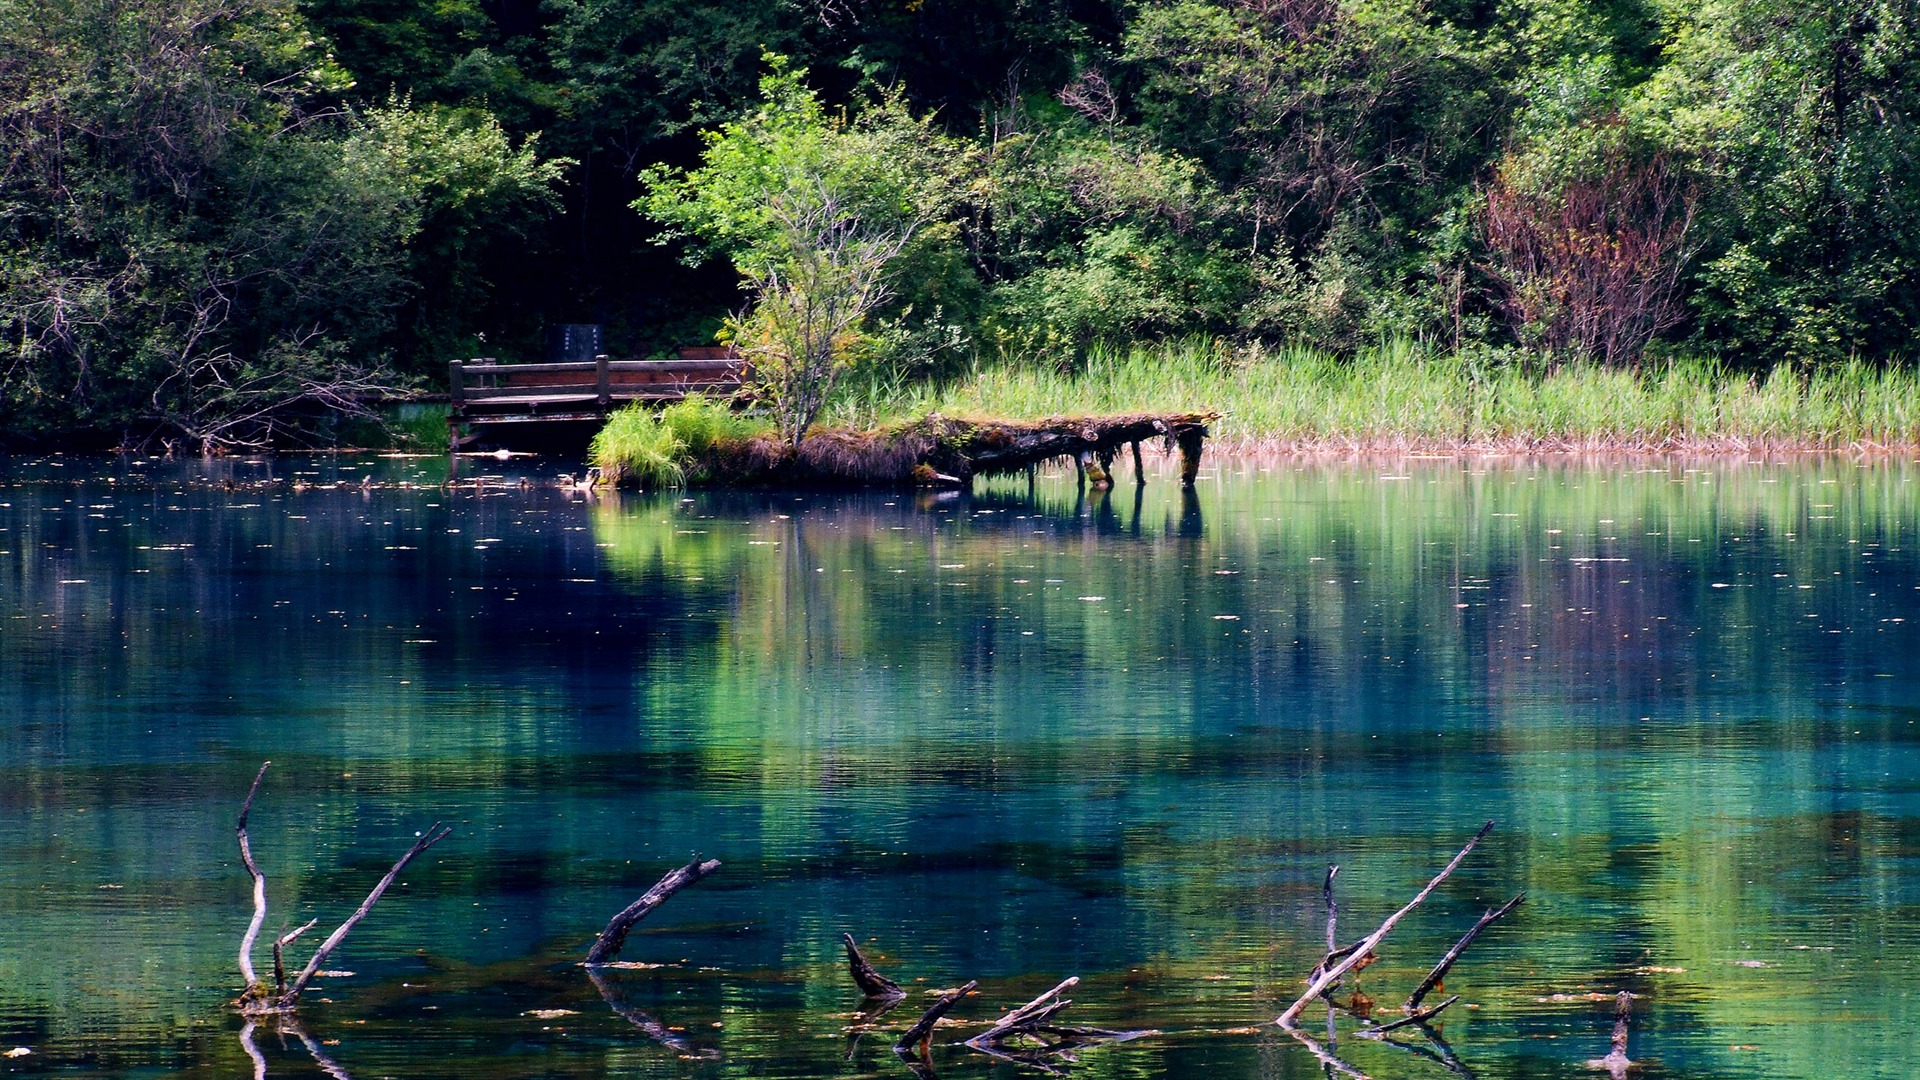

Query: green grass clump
[[590, 395, 770, 486], [591, 405, 687, 488]]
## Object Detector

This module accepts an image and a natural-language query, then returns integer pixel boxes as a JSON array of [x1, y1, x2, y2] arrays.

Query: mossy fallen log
[[686, 412, 1216, 490]]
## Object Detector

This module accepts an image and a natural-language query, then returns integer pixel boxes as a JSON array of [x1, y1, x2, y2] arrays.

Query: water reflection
[[2, 454, 1919, 1078]]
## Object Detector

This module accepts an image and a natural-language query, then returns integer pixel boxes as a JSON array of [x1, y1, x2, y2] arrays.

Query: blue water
[[3, 452, 1918, 1078]]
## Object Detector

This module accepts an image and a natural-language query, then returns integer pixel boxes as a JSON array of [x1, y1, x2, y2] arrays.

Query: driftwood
[[234, 762, 452, 1015], [1405, 893, 1525, 1011], [894, 981, 977, 1055], [584, 857, 722, 965], [1278, 821, 1495, 1027], [842, 933, 904, 999]]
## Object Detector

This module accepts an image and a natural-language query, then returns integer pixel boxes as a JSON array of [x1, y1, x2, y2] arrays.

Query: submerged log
[[681, 413, 1216, 490]]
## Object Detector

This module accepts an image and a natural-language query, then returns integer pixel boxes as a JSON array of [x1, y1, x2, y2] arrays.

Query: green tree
[[0, 0, 563, 448], [640, 56, 973, 448]]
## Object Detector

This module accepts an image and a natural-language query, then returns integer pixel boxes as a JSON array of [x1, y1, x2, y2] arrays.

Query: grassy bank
[[823, 340, 1920, 453]]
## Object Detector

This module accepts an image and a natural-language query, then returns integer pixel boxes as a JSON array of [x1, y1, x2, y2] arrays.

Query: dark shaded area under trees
[[4, 0, 1917, 449]]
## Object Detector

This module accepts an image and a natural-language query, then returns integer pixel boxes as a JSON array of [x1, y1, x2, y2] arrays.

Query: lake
[[2, 451, 1917, 1079]]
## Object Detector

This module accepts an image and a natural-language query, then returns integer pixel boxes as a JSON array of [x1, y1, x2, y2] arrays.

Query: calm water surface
[[3, 452, 1918, 1079]]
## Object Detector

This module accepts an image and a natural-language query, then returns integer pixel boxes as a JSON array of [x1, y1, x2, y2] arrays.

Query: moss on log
[[693, 412, 1215, 489]]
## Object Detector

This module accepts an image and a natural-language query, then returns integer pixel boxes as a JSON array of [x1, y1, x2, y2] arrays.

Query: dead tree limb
[[1324, 865, 1340, 953], [585, 857, 723, 965], [894, 980, 977, 1054], [236, 761, 272, 988], [1405, 893, 1525, 1012], [1278, 822, 1495, 1027], [268, 824, 453, 1011], [842, 933, 904, 999], [1586, 991, 1634, 1078], [966, 977, 1079, 1048], [272, 919, 318, 996], [1359, 995, 1460, 1037], [234, 766, 452, 1014]]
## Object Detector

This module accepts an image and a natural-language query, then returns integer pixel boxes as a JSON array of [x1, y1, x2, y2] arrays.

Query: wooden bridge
[[448, 347, 744, 447]]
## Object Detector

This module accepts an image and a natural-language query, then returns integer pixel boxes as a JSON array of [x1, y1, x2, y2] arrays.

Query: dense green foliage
[[4, 0, 1918, 446]]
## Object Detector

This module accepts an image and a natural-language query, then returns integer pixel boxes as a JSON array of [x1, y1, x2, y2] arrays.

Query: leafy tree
[[640, 56, 973, 447], [0, 0, 564, 448]]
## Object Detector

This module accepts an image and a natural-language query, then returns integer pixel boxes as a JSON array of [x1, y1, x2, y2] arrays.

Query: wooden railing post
[[449, 360, 465, 416], [595, 353, 611, 411]]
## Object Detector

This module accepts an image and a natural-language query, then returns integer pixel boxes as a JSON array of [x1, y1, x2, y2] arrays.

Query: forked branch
[[272, 823, 453, 1009], [1278, 822, 1495, 1027]]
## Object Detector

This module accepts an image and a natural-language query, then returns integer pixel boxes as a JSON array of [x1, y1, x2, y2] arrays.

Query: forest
[[3, 0, 1917, 449]]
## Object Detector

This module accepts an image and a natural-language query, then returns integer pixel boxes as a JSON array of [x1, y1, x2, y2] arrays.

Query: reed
[[823, 340, 1920, 451]]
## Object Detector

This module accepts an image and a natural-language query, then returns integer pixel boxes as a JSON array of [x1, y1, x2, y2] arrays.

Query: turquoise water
[[3, 452, 1919, 1078]]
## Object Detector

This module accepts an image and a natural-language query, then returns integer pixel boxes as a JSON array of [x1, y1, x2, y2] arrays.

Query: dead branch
[[1324, 865, 1340, 953], [1585, 991, 1634, 1077], [584, 857, 723, 966], [236, 761, 272, 988], [265, 823, 452, 1011], [894, 980, 977, 1055], [842, 933, 904, 999], [1405, 893, 1525, 1011], [1359, 994, 1459, 1037], [967, 977, 1079, 1048], [272, 919, 318, 997], [1278, 821, 1495, 1027]]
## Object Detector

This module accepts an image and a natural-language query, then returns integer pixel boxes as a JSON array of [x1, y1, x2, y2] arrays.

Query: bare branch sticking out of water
[[235, 765, 451, 1015], [1406, 894, 1525, 1012], [894, 980, 977, 1056], [1584, 991, 1635, 1077], [272, 920, 318, 997], [585, 857, 723, 966], [1279, 821, 1496, 1027], [842, 933, 904, 999], [236, 762, 272, 989], [272, 824, 452, 1011], [967, 977, 1080, 1048]]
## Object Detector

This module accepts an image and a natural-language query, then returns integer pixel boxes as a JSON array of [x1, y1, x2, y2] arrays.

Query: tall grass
[[590, 395, 771, 486], [821, 339, 1920, 450]]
